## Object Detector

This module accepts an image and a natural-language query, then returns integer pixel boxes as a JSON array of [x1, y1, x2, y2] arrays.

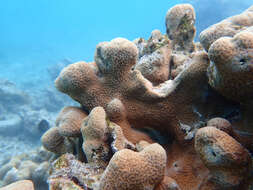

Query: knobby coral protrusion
[[166, 4, 196, 52], [200, 5, 253, 51], [36, 3, 253, 190], [134, 30, 172, 85], [195, 127, 252, 189], [81, 106, 137, 167], [99, 143, 167, 190], [41, 106, 87, 158], [41, 127, 74, 155], [207, 30, 253, 105], [81, 107, 111, 167], [56, 106, 88, 137], [55, 37, 209, 144], [154, 176, 181, 190]]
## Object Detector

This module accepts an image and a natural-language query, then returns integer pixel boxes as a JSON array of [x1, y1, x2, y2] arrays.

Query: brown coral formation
[[154, 176, 181, 190], [41, 106, 88, 158], [55, 37, 209, 144], [195, 127, 252, 189], [81, 107, 111, 167], [81, 106, 137, 167], [99, 143, 167, 190], [207, 30, 253, 105], [206, 29, 253, 139], [134, 30, 172, 85], [165, 142, 208, 190], [166, 4, 196, 52], [41, 127, 74, 155], [200, 6, 253, 51], [56, 106, 88, 137], [35, 3, 253, 190]]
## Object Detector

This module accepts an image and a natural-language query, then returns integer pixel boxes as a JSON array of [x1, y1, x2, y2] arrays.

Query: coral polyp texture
[[208, 30, 253, 105], [166, 4, 196, 52], [134, 30, 171, 85], [56, 106, 88, 137], [56, 37, 210, 144], [99, 143, 167, 190], [195, 127, 252, 189], [5, 3, 250, 190], [200, 5, 253, 51]]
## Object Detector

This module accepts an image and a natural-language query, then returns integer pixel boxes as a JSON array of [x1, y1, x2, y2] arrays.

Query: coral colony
[[1, 3, 253, 190]]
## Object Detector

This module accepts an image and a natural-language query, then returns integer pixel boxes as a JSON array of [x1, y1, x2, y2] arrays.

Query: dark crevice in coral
[[81, 105, 90, 114], [106, 132, 116, 157], [78, 137, 88, 163], [168, 58, 173, 80], [136, 127, 174, 145], [239, 58, 247, 65], [198, 85, 241, 122], [211, 151, 216, 157]]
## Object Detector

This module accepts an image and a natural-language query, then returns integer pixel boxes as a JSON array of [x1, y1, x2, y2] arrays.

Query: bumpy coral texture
[[109, 122, 135, 153], [165, 4, 196, 52], [134, 30, 172, 85], [49, 178, 83, 190], [165, 142, 208, 190], [41, 106, 88, 157], [39, 4, 253, 190], [81, 106, 137, 167], [99, 143, 167, 190], [56, 106, 87, 137], [81, 107, 111, 167], [48, 154, 103, 190], [154, 176, 181, 190], [207, 30, 253, 105], [55, 37, 209, 143], [41, 127, 74, 155], [195, 127, 252, 189], [200, 6, 253, 51], [206, 117, 233, 135], [206, 117, 253, 150]]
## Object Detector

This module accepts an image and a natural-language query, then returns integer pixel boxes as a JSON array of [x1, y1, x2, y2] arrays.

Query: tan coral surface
[[36, 3, 253, 190], [99, 143, 167, 190]]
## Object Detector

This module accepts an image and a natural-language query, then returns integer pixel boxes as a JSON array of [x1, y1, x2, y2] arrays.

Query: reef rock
[[0, 147, 53, 190], [48, 153, 103, 190], [0, 180, 34, 190], [0, 79, 29, 112]]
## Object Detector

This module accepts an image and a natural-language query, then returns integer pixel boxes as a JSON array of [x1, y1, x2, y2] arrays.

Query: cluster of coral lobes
[[40, 3, 253, 190]]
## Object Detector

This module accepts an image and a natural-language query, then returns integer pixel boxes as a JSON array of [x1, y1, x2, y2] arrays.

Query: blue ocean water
[[1, 0, 252, 89]]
